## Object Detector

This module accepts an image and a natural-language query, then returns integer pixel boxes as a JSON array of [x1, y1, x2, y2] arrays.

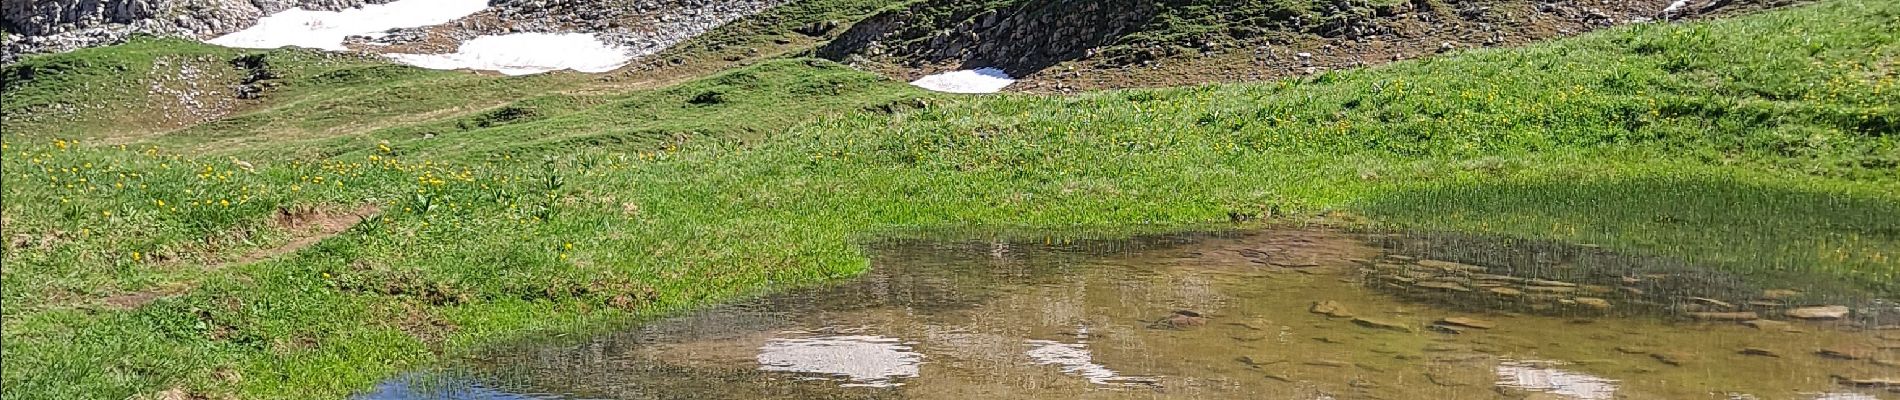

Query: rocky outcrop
[[818, 0, 1790, 90], [2, 0, 397, 61], [818, 0, 1159, 77]]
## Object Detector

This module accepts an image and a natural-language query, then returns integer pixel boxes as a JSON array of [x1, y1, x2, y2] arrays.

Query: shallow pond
[[361, 230, 1900, 399]]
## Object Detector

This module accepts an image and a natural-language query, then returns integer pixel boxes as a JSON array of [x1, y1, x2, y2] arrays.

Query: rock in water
[[1738, 348, 1781, 357], [1310, 301, 1354, 318], [1489, 287, 1524, 296], [1650, 351, 1692, 366], [1573, 297, 1612, 310], [1761, 289, 1802, 300], [1832, 375, 1899, 388], [1688, 312, 1759, 321], [1436, 317, 1496, 330], [1150, 310, 1206, 329], [1415, 281, 1471, 292], [1417, 259, 1484, 272], [1352, 317, 1415, 333], [1740, 319, 1792, 331], [1817, 344, 1876, 360], [1786, 305, 1850, 320]]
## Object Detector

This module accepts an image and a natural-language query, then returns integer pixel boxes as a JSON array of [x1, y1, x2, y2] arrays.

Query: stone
[[1151, 310, 1206, 329], [1833, 375, 1900, 387], [1688, 297, 1736, 309], [1817, 345, 1877, 360], [1526, 279, 1578, 287], [1650, 351, 1692, 366], [1573, 297, 1612, 310], [1526, 286, 1578, 294], [1738, 348, 1781, 357], [1427, 324, 1467, 334], [1786, 305, 1851, 320], [1310, 301, 1354, 318], [1417, 259, 1484, 272], [1352, 317, 1416, 333], [1415, 281, 1471, 292], [1304, 359, 1351, 367], [1614, 346, 1651, 354], [1874, 358, 1899, 368], [1437, 317, 1496, 330], [1473, 273, 1526, 283], [1740, 319, 1792, 331], [1688, 312, 1759, 321], [1236, 355, 1283, 367], [1231, 332, 1269, 341], [1761, 289, 1802, 300], [1424, 372, 1475, 386], [1489, 287, 1524, 296]]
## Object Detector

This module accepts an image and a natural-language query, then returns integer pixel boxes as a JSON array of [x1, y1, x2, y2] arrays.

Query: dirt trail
[[230, 203, 381, 265], [94, 204, 380, 311]]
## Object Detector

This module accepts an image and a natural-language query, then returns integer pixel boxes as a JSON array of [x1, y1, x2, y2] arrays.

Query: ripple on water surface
[[360, 230, 1900, 400]]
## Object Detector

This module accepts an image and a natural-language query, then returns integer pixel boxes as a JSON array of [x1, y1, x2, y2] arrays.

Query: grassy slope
[[2, 0, 1897, 398]]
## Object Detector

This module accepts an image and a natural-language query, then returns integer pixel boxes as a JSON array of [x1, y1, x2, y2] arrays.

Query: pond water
[[360, 229, 1900, 399]]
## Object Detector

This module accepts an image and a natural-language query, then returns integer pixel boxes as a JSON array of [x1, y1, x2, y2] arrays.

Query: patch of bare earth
[[93, 204, 379, 311], [231, 203, 380, 266]]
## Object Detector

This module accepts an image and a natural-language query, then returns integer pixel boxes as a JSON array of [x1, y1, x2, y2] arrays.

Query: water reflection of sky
[[755, 333, 924, 387], [1022, 327, 1160, 387], [1494, 359, 1619, 400]]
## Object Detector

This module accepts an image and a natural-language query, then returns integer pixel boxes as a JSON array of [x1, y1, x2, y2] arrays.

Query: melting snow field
[[205, 0, 635, 75], [910, 68, 1016, 93], [388, 33, 635, 75], [206, 0, 488, 51]]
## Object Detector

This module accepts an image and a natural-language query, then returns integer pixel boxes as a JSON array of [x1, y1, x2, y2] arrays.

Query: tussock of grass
[[1, 1, 1896, 399]]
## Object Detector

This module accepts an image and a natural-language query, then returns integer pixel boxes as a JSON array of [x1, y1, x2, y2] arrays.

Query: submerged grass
[[1, 0, 1897, 398]]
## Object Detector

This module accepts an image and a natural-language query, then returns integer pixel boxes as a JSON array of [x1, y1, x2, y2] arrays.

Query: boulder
[[1573, 297, 1612, 310], [1352, 317, 1415, 333], [1740, 319, 1791, 331], [1786, 305, 1851, 320], [1650, 351, 1692, 366], [1415, 281, 1471, 292], [1436, 317, 1496, 330], [1816, 344, 1877, 360], [1688, 312, 1759, 321], [1310, 300, 1354, 318]]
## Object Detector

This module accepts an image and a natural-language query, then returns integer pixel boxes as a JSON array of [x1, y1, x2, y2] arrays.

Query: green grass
[[2, 0, 1897, 398]]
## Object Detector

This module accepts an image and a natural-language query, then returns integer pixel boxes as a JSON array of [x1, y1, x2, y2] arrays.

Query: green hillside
[[1, 0, 1895, 398]]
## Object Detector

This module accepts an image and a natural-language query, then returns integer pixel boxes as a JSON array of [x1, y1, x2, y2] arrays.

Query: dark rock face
[[819, 0, 1160, 77], [817, 0, 1788, 90], [2, 0, 398, 60]]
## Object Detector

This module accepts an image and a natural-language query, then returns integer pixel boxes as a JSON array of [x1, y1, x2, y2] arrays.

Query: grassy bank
[[3, 0, 1897, 398]]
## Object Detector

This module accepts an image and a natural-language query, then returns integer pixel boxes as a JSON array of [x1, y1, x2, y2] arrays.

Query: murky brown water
[[361, 230, 1900, 400]]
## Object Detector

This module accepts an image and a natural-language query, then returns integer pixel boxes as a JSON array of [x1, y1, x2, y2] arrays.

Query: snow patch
[[1662, 0, 1693, 15], [387, 33, 636, 75], [910, 68, 1015, 93], [207, 0, 488, 51]]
